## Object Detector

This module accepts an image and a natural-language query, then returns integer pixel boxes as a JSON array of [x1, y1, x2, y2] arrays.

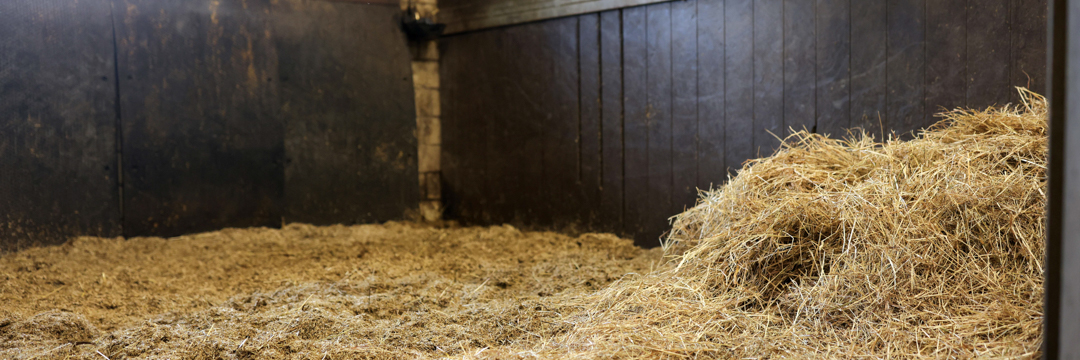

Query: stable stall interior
[[0, 0, 1062, 358]]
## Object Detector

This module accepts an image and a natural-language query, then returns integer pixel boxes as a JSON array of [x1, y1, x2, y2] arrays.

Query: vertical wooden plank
[[850, 0, 888, 136], [672, 0, 700, 215], [925, 0, 967, 123], [470, 28, 498, 224], [754, 0, 784, 155], [1011, 0, 1047, 94], [0, 0, 120, 250], [599, 9, 624, 234], [669, 0, 695, 214], [697, 0, 727, 191], [541, 17, 582, 229], [816, 0, 851, 138], [116, 0, 283, 237], [725, 0, 754, 174], [489, 24, 544, 225], [886, 0, 927, 137], [439, 35, 463, 220], [967, 0, 1012, 110], [622, 6, 650, 244], [580, 14, 603, 228], [644, 2, 673, 245], [784, 0, 817, 136], [443, 29, 491, 224], [470, 29, 502, 225], [276, 1, 418, 226]]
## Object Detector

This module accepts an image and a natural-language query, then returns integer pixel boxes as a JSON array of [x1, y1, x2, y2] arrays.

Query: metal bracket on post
[[401, 6, 446, 41]]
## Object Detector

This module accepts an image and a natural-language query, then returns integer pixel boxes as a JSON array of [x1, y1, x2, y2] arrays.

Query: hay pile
[[486, 88, 1045, 358]]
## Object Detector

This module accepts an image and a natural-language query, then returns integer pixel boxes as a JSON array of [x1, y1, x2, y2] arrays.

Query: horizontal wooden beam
[[320, 0, 401, 7], [439, 0, 674, 34]]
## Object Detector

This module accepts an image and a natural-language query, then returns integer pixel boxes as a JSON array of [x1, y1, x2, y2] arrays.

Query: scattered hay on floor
[[0, 223, 660, 359], [0, 88, 1047, 359], [490, 88, 1045, 359]]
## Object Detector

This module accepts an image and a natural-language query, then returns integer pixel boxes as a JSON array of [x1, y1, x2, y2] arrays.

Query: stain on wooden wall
[[440, 0, 1049, 246], [0, 0, 121, 251]]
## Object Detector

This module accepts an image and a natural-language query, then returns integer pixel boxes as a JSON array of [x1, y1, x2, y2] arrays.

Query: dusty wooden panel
[[753, 0, 784, 155], [622, 6, 650, 244], [440, 0, 674, 34], [725, 0, 754, 173], [815, 0, 851, 138], [925, 0, 967, 123], [449, 28, 496, 224], [671, 0, 699, 214], [967, 0, 1013, 109], [696, 0, 727, 190], [886, 0, 927, 137], [1011, 0, 1047, 93], [115, 0, 283, 237], [438, 31, 469, 220], [580, 14, 603, 228], [274, 1, 418, 226], [599, 9, 625, 234], [850, 0, 887, 134], [0, 0, 120, 250], [438, 0, 1047, 246], [783, 0, 816, 136], [478, 27, 516, 225], [645, 2, 674, 244], [540, 17, 581, 228]]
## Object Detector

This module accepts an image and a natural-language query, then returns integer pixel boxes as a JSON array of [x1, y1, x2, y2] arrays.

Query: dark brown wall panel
[[622, 6, 649, 243], [753, 0, 784, 156], [0, 0, 120, 250], [440, 29, 467, 221], [1011, 0, 1047, 93], [4, 0, 418, 248], [599, 9, 625, 234], [816, 0, 851, 138], [274, 1, 418, 226], [885, 0, 927, 136], [783, 0, 816, 137], [926, 0, 967, 123], [696, 0, 726, 190], [850, 0, 887, 134], [724, 0, 754, 174], [440, 0, 1048, 245], [540, 18, 581, 228], [967, 0, 1013, 110], [580, 13, 603, 229], [115, 0, 283, 237], [672, 0, 699, 216], [645, 3, 674, 245], [452, 29, 495, 224]]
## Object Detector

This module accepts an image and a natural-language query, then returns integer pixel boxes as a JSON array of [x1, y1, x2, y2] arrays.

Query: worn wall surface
[[0, 0, 121, 251], [1, 0, 418, 248], [275, 1, 419, 227], [115, 0, 285, 236], [440, 0, 1048, 246]]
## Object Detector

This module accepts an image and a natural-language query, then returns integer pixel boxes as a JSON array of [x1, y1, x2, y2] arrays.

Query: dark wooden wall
[[1, 0, 417, 250], [275, 1, 419, 226], [116, 0, 285, 236], [0, 0, 121, 250], [440, 0, 1048, 246]]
